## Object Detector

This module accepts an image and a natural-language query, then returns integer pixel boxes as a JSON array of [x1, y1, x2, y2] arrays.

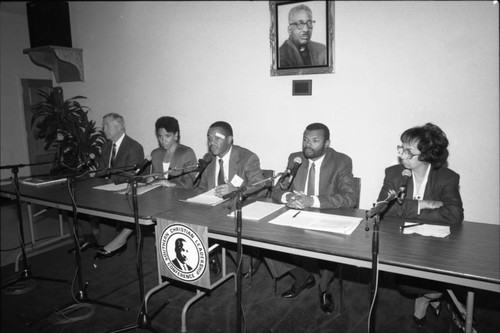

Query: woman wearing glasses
[[377, 122, 463, 327]]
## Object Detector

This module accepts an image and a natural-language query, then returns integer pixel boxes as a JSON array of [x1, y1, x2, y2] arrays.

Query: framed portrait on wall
[[269, 1, 334, 76]]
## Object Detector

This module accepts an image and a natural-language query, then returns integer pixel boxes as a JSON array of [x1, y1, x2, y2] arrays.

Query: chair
[[262, 169, 274, 198]]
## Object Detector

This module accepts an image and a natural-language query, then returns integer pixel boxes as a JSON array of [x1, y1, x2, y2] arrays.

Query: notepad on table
[[227, 201, 286, 221], [22, 176, 67, 186], [402, 222, 450, 238], [269, 210, 362, 235], [182, 189, 229, 206]]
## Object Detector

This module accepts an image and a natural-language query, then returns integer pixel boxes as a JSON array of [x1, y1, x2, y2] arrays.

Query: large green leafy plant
[[31, 87, 105, 174]]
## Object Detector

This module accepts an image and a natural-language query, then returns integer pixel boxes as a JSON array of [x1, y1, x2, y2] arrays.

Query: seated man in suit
[[196, 121, 267, 276], [70, 112, 144, 255], [93, 113, 145, 259], [267, 122, 356, 314]]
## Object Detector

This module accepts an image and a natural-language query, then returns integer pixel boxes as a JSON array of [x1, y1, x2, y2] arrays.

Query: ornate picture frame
[[269, 1, 334, 76]]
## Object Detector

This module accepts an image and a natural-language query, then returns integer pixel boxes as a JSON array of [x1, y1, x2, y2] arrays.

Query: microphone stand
[[108, 174, 161, 333], [221, 173, 279, 333], [1, 163, 71, 295], [27, 170, 128, 327], [365, 191, 397, 333]]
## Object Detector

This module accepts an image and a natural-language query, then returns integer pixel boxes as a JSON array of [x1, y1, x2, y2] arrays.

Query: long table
[[1, 181, 499, 332]]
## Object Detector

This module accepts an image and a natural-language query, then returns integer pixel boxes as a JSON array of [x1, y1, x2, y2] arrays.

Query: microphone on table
[[279, 157, 303, 190], [193, 153, 213, 181], [396, 169, 412, 205], [76, 153, 96, 170], [134, 156, 152, 175]]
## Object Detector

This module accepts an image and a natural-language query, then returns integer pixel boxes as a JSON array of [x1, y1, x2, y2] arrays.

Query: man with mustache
[[196, 121, 266, 276], [279, 4, 327, 68], [267, 123, 356, 314]]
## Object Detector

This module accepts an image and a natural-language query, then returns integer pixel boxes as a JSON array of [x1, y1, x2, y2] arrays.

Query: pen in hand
[[400, 223, 424, 230]]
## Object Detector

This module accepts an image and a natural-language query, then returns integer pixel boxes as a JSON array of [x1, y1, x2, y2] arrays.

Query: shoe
[[209, 254, 221, 275], [412, 315, 426, 327], [281, 275, 315, 299], [319, 288, 335, 314], [241, 258, 262, 279], [94, 243, 127, 260], [68, 240, 100, 254]]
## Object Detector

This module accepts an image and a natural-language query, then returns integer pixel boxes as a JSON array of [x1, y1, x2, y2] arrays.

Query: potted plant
[[31, 86, 105, 175]]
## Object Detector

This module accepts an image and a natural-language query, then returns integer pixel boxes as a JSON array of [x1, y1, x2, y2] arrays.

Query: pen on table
[[292, 211, 301, 218], [400, 223, 424, 230]]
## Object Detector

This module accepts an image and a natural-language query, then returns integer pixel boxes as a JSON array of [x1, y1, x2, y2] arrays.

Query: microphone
[[134, 156, 152, 175], [193, 153, 213, 180], [397, 169, 412, 204], [76, 153, 96, 170], [279, 156, 303, 190]]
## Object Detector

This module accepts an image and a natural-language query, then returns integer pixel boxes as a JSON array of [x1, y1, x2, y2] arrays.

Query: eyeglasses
[[289, 20, 315, 30], [397, 145, 420, 160]]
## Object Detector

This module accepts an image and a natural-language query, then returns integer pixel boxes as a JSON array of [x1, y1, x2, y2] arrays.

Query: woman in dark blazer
[[377, 123, 464, 327], [95, 116, 196, 259]]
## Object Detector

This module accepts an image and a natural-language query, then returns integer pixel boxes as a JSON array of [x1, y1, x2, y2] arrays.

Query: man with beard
[[279, 4, 327, 68], [267, 122, 356, 314], [196, 121, 266, 276]]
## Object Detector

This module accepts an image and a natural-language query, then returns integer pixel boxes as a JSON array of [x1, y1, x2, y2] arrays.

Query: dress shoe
[[68, 240, 100, 254], [281, 275, 315, 299], [94, 243, 127, 260], [412, 315, 426, 327], [319, 288, 335, 314]]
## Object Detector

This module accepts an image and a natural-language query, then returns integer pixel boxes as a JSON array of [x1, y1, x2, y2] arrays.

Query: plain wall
[[1, 1, 498, 224]]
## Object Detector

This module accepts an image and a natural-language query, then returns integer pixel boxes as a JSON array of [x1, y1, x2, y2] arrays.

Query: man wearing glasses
[[279, 4, 327, 68]]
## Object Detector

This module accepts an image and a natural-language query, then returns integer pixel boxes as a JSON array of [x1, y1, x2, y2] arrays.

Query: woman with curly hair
[[377, 122, 464, 326]]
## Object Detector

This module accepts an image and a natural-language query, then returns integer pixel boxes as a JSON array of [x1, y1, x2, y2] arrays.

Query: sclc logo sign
[[159, 223, 207, 282]]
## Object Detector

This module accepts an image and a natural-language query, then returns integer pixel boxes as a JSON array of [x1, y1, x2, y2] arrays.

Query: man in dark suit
[[70, 113, 145, 254], [172, 238, 193, 272], [197, 121, 266, 276], [279, 4, 327, 68], [268, 123, 356, 314]]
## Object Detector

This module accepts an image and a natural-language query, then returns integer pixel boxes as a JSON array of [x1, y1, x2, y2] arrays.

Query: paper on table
[[93, 183, 128, 191], [402, 222, 450, 238], [227, 201, 286, 221], [115, 183, 162, 195], [269, 209, 362, 235], [182, 189, 228, 206]]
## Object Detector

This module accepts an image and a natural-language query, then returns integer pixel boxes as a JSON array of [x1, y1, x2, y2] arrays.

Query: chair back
[[353, 177, 361, 209], [262, 169, 274, 198]]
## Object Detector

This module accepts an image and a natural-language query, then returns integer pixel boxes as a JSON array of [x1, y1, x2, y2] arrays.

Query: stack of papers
[[269, 210, 362, 235], [227, 201, 285, 221], [402, 222, 450, 238], [93, 182, 162, 195], [22, 176, 67, 186], [182, 189, 228, 206]]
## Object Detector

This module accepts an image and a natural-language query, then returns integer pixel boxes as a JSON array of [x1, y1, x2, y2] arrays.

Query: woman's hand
[[157, 179, 177, 187], [420, 200, 443, 210]]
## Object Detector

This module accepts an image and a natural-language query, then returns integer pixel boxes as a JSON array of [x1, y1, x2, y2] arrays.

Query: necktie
[[218, 159, 225, 185], [307, 162, 316, 196], [110, 143, 116, 167]]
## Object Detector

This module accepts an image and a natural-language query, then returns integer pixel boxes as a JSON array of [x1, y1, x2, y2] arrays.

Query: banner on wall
[[155, 218, 210, 289]]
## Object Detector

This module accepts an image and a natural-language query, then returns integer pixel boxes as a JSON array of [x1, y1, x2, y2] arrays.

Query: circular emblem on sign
[[159, 223, 207, 282]]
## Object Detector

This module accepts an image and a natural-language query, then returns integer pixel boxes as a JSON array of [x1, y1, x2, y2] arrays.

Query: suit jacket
[[272, 148, 356, 209], [377, 164, 464, 224], [98, 135, 144, 182], [196, 145, 266, 198], [172, 258, 192, 271], [149, 144, 197, 189], [279, 38, 327, 68]]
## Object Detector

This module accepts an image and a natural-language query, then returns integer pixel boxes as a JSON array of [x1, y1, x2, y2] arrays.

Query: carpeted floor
[[1, 199, 499, 333]]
